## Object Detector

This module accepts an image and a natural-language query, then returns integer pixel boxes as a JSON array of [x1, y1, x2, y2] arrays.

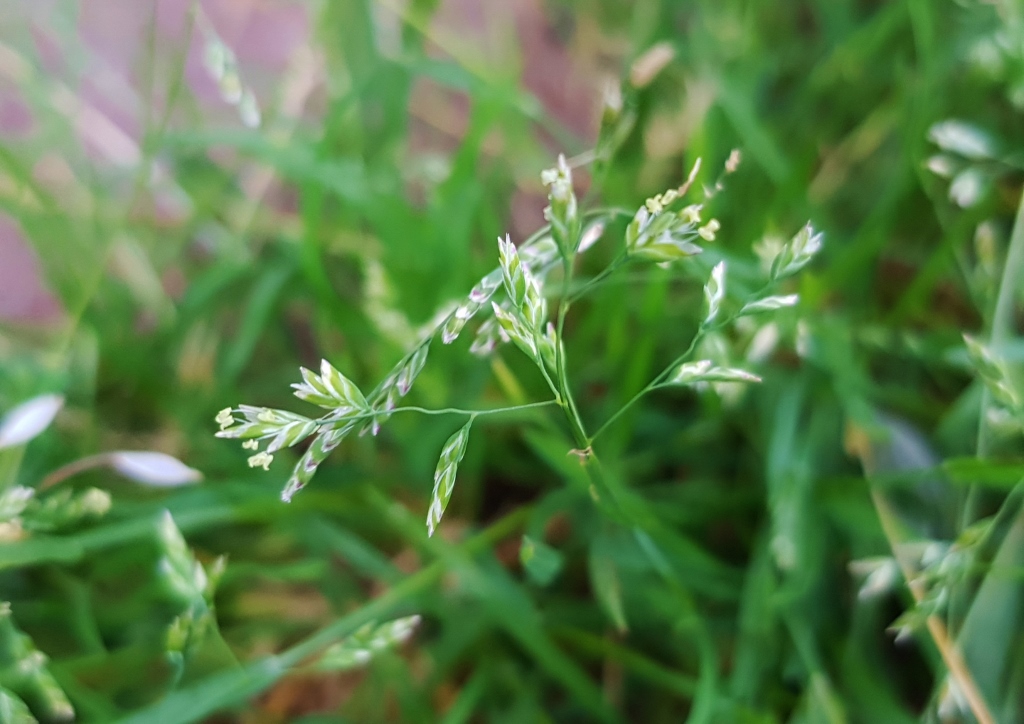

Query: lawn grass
[[2, 0, 1024, 721]]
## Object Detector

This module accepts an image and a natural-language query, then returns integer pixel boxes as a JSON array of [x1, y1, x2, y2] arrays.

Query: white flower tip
[[109, 451, 203, 487], [0, 394, 65, 449]]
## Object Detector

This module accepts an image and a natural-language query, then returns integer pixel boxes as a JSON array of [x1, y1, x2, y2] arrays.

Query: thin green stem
[[438, 667, 491, 724], [988, 187, 1024, 395], [781, 611, 847, 724], [531, 322, 565, 406], [590, 323, 708, 443], [589, 388, 651, 444], [39, 454, 113, 490], [316, 400, 558, 428], [518, 208, 631, 252], [564, 445, 725, 718], [587, 206, 636, 222], [279, 504, 529, 666], [558, 257, 573, 344], [554, 256, 589, 448], [566, 252, 630, 304]]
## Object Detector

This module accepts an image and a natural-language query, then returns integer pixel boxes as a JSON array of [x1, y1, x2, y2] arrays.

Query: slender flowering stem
[[566, 251, 629, 304], [590, 321, 709, 444], [316, 400, 558, 428], [527, 319, 565, 405], [38, 453, 112, 490], [555, 257, 590, 448], [590, 280, 776, 443], [518, 207, 632, 254]]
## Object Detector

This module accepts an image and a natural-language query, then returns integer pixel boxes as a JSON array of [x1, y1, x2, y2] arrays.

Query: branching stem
[[566, 252, 629, 304], [590, 322, 709, 443], [590, 280, 774, 443]]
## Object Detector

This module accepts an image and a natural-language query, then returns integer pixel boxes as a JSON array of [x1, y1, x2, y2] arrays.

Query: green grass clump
[[2, 1, 1024, 722]]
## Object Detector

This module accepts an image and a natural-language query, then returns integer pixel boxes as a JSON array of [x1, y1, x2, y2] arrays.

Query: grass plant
[[1, 1, 1024, 721]]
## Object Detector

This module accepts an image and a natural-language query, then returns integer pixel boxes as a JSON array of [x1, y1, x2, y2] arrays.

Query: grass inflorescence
[[1, 1, 1024, 722]]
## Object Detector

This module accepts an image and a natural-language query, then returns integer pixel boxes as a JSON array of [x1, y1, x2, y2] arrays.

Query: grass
[[2, 0, 1024, 722]]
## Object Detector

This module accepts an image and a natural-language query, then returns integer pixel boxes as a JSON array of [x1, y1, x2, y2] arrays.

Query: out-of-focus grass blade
[[525, 431, 743, 600], [468, 560, 622, 724], [784, 612, 848, 724], [552, 626, 699, 701], [117, 496, 532, 723], [178, 260, 251, 320], [943, 458, 1024, 489], [716, 77, 790, 185], [0, 607, 74, 722], [438, 665, 490, 724], [520, 535, 563, 587], [365, 488, 621, 724], [161, 130, 369, 204], [728, 530, 779, 708], [219, 262, 294, 383], [763, 380, 810, 577], [114, 655, 286, 724], [302, 517, 402, 584], [0, 503, 238, 570], [960, 498, 1024, 722], [588, 533, 628, 634]]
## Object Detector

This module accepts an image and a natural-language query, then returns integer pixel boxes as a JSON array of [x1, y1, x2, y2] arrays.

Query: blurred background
[[2, 0, 1024, 722]]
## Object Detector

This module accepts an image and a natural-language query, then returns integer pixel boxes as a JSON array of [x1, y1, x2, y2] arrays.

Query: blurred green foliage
[[1, 0, 1024, 722]]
